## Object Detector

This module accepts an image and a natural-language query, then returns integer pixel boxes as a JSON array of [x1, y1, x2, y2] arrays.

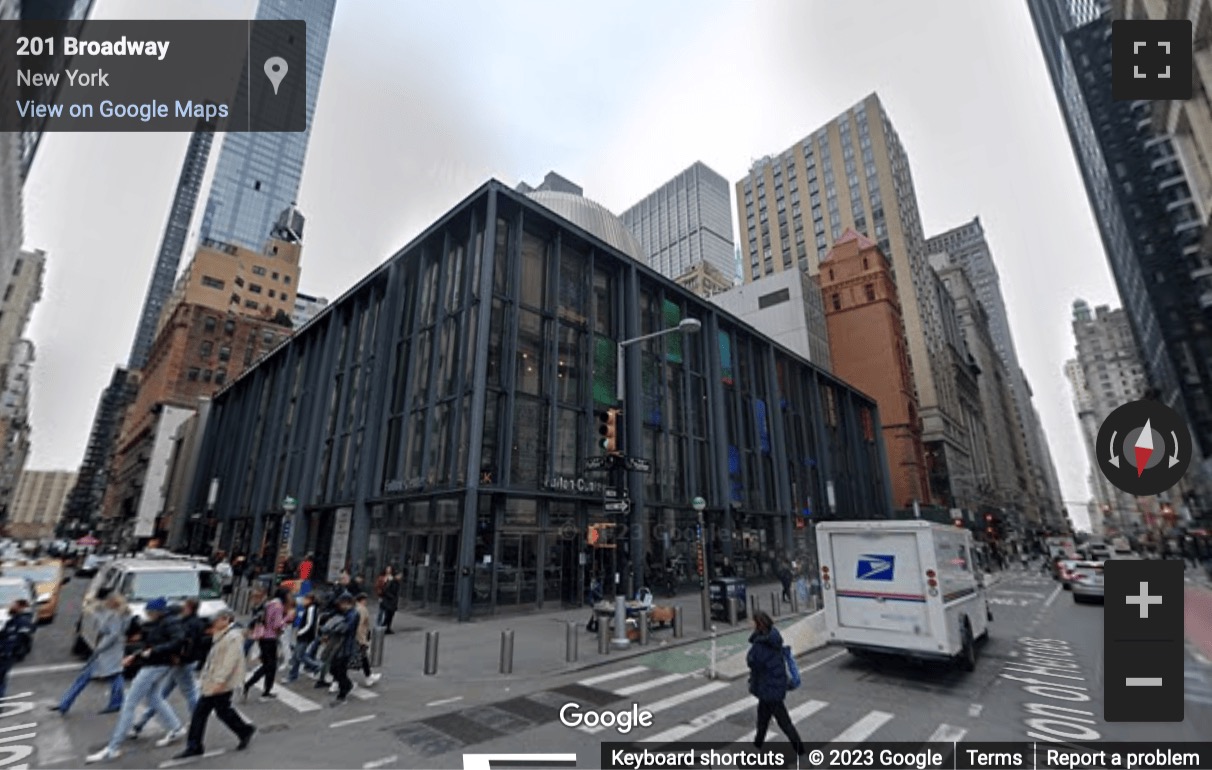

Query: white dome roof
[[525, 191, 644, 261]]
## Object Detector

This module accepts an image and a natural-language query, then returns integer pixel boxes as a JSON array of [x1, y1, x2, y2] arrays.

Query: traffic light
[[587, 526, 600, 546], [598, 408, 619, 453]]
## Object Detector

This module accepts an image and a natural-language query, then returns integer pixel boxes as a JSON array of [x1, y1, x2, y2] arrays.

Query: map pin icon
[[264, 56, 288, 95]]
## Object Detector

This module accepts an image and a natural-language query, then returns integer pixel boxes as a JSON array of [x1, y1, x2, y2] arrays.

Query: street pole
[[693, 496, 709, 630]]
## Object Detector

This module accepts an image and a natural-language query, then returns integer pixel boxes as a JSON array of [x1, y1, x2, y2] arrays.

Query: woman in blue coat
[[746, 610, 803, 755]]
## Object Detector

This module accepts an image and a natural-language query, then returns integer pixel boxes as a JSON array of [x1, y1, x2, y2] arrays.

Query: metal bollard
[[423, 630, 439, 675], [750, 594, 759, 616], [597, 616, 610, 654], [638, 611, 649, 646], [499, 629, 514, 675], [727, 596, 738, 626], [709, 626, 718, 680], [790, 589, 800, 615], [673, 606, 684, 638], [771, 591, 780, 617], [566, 620, 578, 662], [369, 625, 386, 667], [611, 596, 630, 650]]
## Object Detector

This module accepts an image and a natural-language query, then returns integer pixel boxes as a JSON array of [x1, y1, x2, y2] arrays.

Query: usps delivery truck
[[816, 520, 991, 670]]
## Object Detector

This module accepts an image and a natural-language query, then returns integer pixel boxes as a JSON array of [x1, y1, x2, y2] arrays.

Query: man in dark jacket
[[746, 610, 803, 756], [87, 597, 187, 763], [286, 592, 319, 683], [378, 567, 400, 634], [0, 599, 34, 699], [130, 598, 205, 738], [327, 593, 359, 707]]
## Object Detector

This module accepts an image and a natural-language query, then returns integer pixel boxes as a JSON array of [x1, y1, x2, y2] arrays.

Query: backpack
[[783, 645, 801, 690]]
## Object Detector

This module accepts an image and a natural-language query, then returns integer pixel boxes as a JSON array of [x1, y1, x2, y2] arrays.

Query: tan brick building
[[819, 230, 930, 508], [7, 469, 75, 540]]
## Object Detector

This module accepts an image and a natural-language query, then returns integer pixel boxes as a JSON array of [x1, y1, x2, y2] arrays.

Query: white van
[[817, 520, 991, 670]]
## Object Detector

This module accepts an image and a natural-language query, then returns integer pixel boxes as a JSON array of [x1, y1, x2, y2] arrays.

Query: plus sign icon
[[1112, 19, 1193, 100]]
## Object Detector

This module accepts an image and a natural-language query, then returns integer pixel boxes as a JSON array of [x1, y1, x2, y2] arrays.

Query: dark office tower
[[1028, 3, 1212, 495], [199, 0, 337, 253], [57, 366, 134, 537], [127, 118, 217, 371], [17, 0, 94, 179]]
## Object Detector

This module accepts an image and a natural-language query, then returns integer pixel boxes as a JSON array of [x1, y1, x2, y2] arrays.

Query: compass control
[[1096, 399, 1192, 496]]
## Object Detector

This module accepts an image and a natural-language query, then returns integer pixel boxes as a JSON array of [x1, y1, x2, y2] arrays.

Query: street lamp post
[[616, 318, 701, 596], [693, 495, 710, 630], [277, 496, 299, 574]]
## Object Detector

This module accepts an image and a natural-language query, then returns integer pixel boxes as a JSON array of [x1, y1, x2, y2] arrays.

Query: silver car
[[1070, 561, 1105, 603]]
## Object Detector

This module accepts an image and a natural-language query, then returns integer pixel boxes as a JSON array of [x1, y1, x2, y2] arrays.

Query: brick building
[[820, 230, 929, 508]]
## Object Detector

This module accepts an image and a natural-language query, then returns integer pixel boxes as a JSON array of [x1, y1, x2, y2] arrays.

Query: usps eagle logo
[[856, 554, 895, 581]]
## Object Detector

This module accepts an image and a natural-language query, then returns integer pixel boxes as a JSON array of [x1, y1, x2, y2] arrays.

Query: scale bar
[[1126, 677, 1163, 686]]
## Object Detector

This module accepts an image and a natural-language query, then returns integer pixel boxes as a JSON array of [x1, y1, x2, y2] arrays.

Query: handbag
[[783, 645, 801, 690]]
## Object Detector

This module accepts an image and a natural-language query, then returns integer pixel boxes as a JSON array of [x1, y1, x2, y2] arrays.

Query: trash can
[[709, 577, 747, 621]]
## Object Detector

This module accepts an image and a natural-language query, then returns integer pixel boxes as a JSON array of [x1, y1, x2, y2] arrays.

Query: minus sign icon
[[1126, 677, 1163, 686]]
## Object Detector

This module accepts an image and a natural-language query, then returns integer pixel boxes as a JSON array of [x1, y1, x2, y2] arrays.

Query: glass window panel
[[464, 305, 478, 388], [554, 407, 580, 477], [411, 329, 432, 407], [719, 332, 734, 385], [429, 404, 451, 483], [493, 218, 511, 296], [504, 499, 538, 527], [559, 243, 588, 325], [592, 335, 618, 405], [511, 397, 548, 486], [382, 415, 404, 486], [390, 342, 409, 414], [520, 232, 548, 308], [470, 229, 484, 300], [455, 396, 471, 485], [437, 320, 458, 397], [486, 300, 505, 387], [556, 324, 581, 404], [592, 268, 613, 336], [662, 299, 684, 363], [515, 310, 543, 396], [421, 256, 440, 326], [445, 243, 465, 314], [405, 411, 426, 479], [481, 391, 501, 481]]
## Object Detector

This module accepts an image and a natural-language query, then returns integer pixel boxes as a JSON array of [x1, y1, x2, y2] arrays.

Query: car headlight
[[36, 593, 52, 604]]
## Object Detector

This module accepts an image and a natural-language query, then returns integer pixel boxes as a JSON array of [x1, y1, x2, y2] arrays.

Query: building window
[[263, 330, 275, 345], [272, 272, 279, 280], [200, 340, 213, 357], [245, 300, 259, 309], [187, 367, 200, 381], [224, 320, 235, 334], [235, 277, 245, 287], [864, 284, 876, 301], [215, 368, 227, 385], [201, 276, 224, 290], [862, 258, 869, 270], [249, 284, 263, 294], [252, 266, 266, 276], [268, 289, 276, 298], [284, 276, 292, 285], [758, 288, 791, 309], [202, 369, 213, 382], [831, 293, 841, 311], [218, 346, 231, 362], [204, 317, 216, 332], [11, 259, 21, 276]]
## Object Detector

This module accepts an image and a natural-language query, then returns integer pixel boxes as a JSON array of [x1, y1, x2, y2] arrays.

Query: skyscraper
[[736, 94, 974, 512], [127, 118, 217, 371], [199, 0, 337, 252], [621, 161, 736, 282], [1027, 5, 1212, 518], [925, 218, 1063, 526]]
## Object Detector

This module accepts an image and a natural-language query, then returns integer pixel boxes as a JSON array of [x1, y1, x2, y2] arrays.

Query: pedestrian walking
[[129, 599, 206, 738], [52, 591, 127, 715], [325, 593, 359, 707], [353, 593, 381, 686], [776, 561, 793, 603], [277, 592, 297, 672], [173, 609, 256, 759], [243, 587, 287, 700], [746, 610, 804, 757], [298, 553, 315, 596], [377, 566, 400, 633], [0, 598, 34, 699], [85, 597, 187, 763], [216, 556, 234, 599], [286, 592, 319, 683]]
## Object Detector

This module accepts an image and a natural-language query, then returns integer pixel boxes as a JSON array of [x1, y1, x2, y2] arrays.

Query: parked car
[[1, 559, 68, 624], [74, 553, 226, 656], [1069, 561, 1105, 603], [75, 553, 112, 578], [0, 577, 36, 660]]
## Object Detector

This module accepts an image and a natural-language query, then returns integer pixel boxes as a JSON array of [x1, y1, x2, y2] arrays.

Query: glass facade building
[[186, 182, 891, 619], [199, 0, 337, 252]]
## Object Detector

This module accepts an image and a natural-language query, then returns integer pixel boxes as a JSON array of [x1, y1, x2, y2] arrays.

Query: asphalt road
[[4, 567, 1210, 769]]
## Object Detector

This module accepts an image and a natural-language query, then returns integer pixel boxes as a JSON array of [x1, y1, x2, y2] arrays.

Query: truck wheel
[[958, 621, 976, 672]]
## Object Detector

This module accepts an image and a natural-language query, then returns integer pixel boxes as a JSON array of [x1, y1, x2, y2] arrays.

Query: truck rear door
[[829, 530, 930, 635]]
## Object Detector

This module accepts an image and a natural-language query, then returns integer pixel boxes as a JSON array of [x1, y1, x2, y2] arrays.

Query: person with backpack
[[746, 610, 803, 757], [128, 599, 206, 739], [285, 592, 319, 683], [325, 593, 359, 707]]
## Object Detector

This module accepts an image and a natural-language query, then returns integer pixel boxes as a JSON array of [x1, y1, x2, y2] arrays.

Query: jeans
[[185, 692, 252, 754], [288, 638, 320, 681], [377, 606, 395, 631], [106, 666, 181, 753], [754, 699, 803, 755], [134, 664, 199, 731], [57, 659, 124, 713]]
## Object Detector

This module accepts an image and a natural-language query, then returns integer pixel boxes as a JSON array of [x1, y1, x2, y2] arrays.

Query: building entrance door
[[495, 532, 539, 608], [402, 531, 459, 609]]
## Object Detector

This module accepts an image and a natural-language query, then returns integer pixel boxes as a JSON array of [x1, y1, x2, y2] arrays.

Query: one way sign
[[604, 500, 630, 514]]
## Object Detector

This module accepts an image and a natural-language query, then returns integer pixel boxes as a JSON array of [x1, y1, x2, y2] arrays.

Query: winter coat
[[331, 607, 359, 660], [746, 626, 788, 703], [380, 577, 400, 612], [178, 613, 210, 664], [137, 613, 185, 667], [199, 625, 246, 696], [91, 609, 127, 678], [296, 604, 318, 643], [355, 604, 371, 647], [0, 611, 34, 661]]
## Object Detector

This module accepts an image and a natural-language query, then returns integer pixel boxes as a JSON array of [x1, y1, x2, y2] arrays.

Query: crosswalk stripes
[[579, 682, 731, 735], [613, 673, 690, 696], [925, 724, 967, 743], [736, 699, 829, 743], [272, 685, 323, 713], [644, 696, 754, 743], [578, 666, 648, 687], [830, 710, 893, 742], [349, 687, 379, 701]]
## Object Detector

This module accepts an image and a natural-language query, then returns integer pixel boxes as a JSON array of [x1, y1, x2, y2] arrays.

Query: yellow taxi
[[2, 559, 68, 624]]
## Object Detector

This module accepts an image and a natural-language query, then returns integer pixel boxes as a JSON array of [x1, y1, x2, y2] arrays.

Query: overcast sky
[[22, 0, 1119, 531]]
